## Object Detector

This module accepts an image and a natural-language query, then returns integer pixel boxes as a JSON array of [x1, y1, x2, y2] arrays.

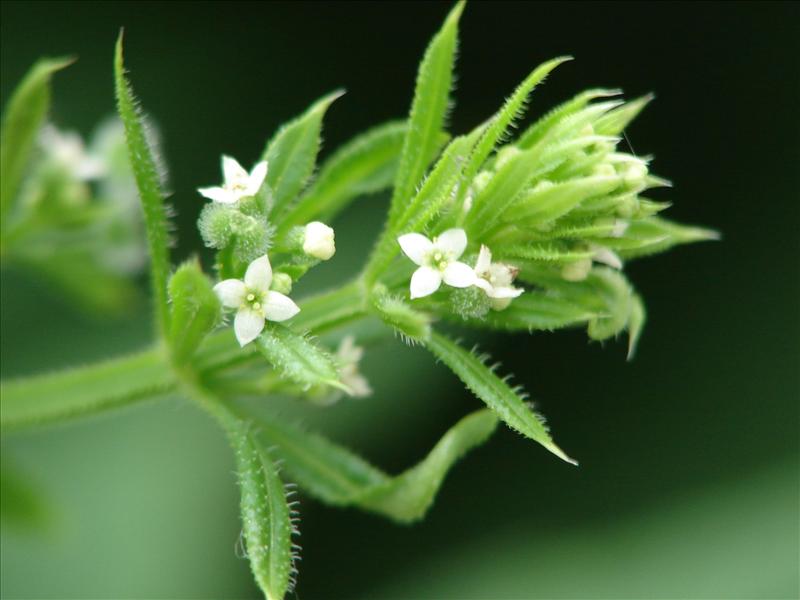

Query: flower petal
[[244, 255, 273, 292], [592, 246, 623, 269], [487, 286, 524, 299], [442, 261, 477, 288], [435, 228, 467, 258], [198, 186, 237, 204], [222, 155, 248, 185], [246, 161, 269, 196], [234, 308, 265, 346], [475, 245, 492, 275], [214, 279, 247, 308], [410, 266, 442, 299], [398, 233, 433, 266], [262, 291, 301, 322]]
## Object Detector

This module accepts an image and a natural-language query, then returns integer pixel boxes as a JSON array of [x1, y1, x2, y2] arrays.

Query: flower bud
[[495, 146, 522, 170], [561, 258, 592, 282], [271, 272, 293, 295], [303, 221, 336, 260]]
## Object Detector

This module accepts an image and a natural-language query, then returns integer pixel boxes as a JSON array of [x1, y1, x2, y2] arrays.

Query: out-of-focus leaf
[[0, 348, 174, 430], [462, 291, 596, 332], [0, 56, 72, 223], [426, 332, 576, 465], [1, 460, 50, 530]]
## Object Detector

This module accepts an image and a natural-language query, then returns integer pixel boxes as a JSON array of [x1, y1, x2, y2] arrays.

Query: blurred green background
[[1, 1, 798, 598]]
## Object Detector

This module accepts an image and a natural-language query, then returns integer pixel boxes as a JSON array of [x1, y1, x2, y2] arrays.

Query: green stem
[[0, 345, 175, 431], [0, 282, 368, 432]]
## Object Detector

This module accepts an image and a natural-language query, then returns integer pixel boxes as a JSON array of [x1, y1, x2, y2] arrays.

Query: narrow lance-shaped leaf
[[601, 216, 719, 260], [388, 1, 464, 227], [261, 90, 344, 223], [457, 291, 597, 332], [255, 407, 498, 523], [255, 323, 347, 392], [229, 420, 296, 600], [426, 332, 577, 465], [114, 32, 172, 336], [457, 57, 571, 204], [168, 259, 221, 365], [278, 121, 447, 236], [0, 57, 73, 224], [0, 348, 174, 430]]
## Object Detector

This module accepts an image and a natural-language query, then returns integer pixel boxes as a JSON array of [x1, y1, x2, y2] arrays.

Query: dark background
[[2, 2, 798, 598]]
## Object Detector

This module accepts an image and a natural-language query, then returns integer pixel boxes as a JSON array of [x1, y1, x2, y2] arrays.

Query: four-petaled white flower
[[198, 156, 268, 205], [336, 336, 372, 398], [398, 228, 476, 299], [214, 255, 300, 347], [473, 245, 524, 311]]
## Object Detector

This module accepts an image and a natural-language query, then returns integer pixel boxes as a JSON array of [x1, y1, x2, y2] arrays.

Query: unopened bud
[[271, 272, 293, 294], [303, 221, 336, 260], [561, 258, 592, 282]]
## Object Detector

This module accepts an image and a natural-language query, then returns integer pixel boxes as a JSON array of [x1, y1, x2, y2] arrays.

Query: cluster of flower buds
[[381, 87, 714, 349]]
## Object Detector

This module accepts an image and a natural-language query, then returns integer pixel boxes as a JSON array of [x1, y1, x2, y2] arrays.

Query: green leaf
[[168, 259, 221, 365], [603, 216, 719, 260], [0, 347, 174, 430], [516, 88, 620, 150], [262, 90, 344, 223], [498, 243, 595, 264], [1, 460, 51, 530], [229, 421, 295, 600], [504, 174, 622, 224], [279, 121, 446, 234], [256, 407, 498, 523], [467, 134, 618, 238], [114, 32, 171, 337], [291, 281, 365, 334], [372, 291, 432, 342], [388, 1, 464, 227], [255, 323, 346, 392], [458, 57, 571, 199], [426, 332, 576, 465], [593, 94, 654, 136], [463, 291, 596, 332], [0, 56, 73, 224]]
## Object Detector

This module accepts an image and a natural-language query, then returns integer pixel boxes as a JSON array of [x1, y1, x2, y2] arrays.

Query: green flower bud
[[449, 285, 491, 320], [271, 272, 293, 295], [561, 258, 592, 282]]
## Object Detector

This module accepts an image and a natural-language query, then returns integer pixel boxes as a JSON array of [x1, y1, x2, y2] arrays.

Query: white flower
[[590, 244, 623, 270], [198, 156, 268, 204], [303, 221, 336, 260], [336, 336, 372, 398], [214, 255, 300, 346], [473, 245, 524, 311], [398, 228, 477, 299], [40, 125, 106, 180]]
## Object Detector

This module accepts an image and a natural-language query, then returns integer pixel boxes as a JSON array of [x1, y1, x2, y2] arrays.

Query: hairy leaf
[[0, 56, 72, 223], [255, 323, 346, 392], [603, 216, 719, 259], [114, 32, 171, 336], [229, 421, 295, 600], [262, 90, 344, 223], [372, 292, 432, 342], [426, 332, 576, 465], [280, 121, 447, 234], [1, 348, 174, 430], [388, 1, 464, 227], [463, 292, 596, 332], [168, 259, 221, 365]]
